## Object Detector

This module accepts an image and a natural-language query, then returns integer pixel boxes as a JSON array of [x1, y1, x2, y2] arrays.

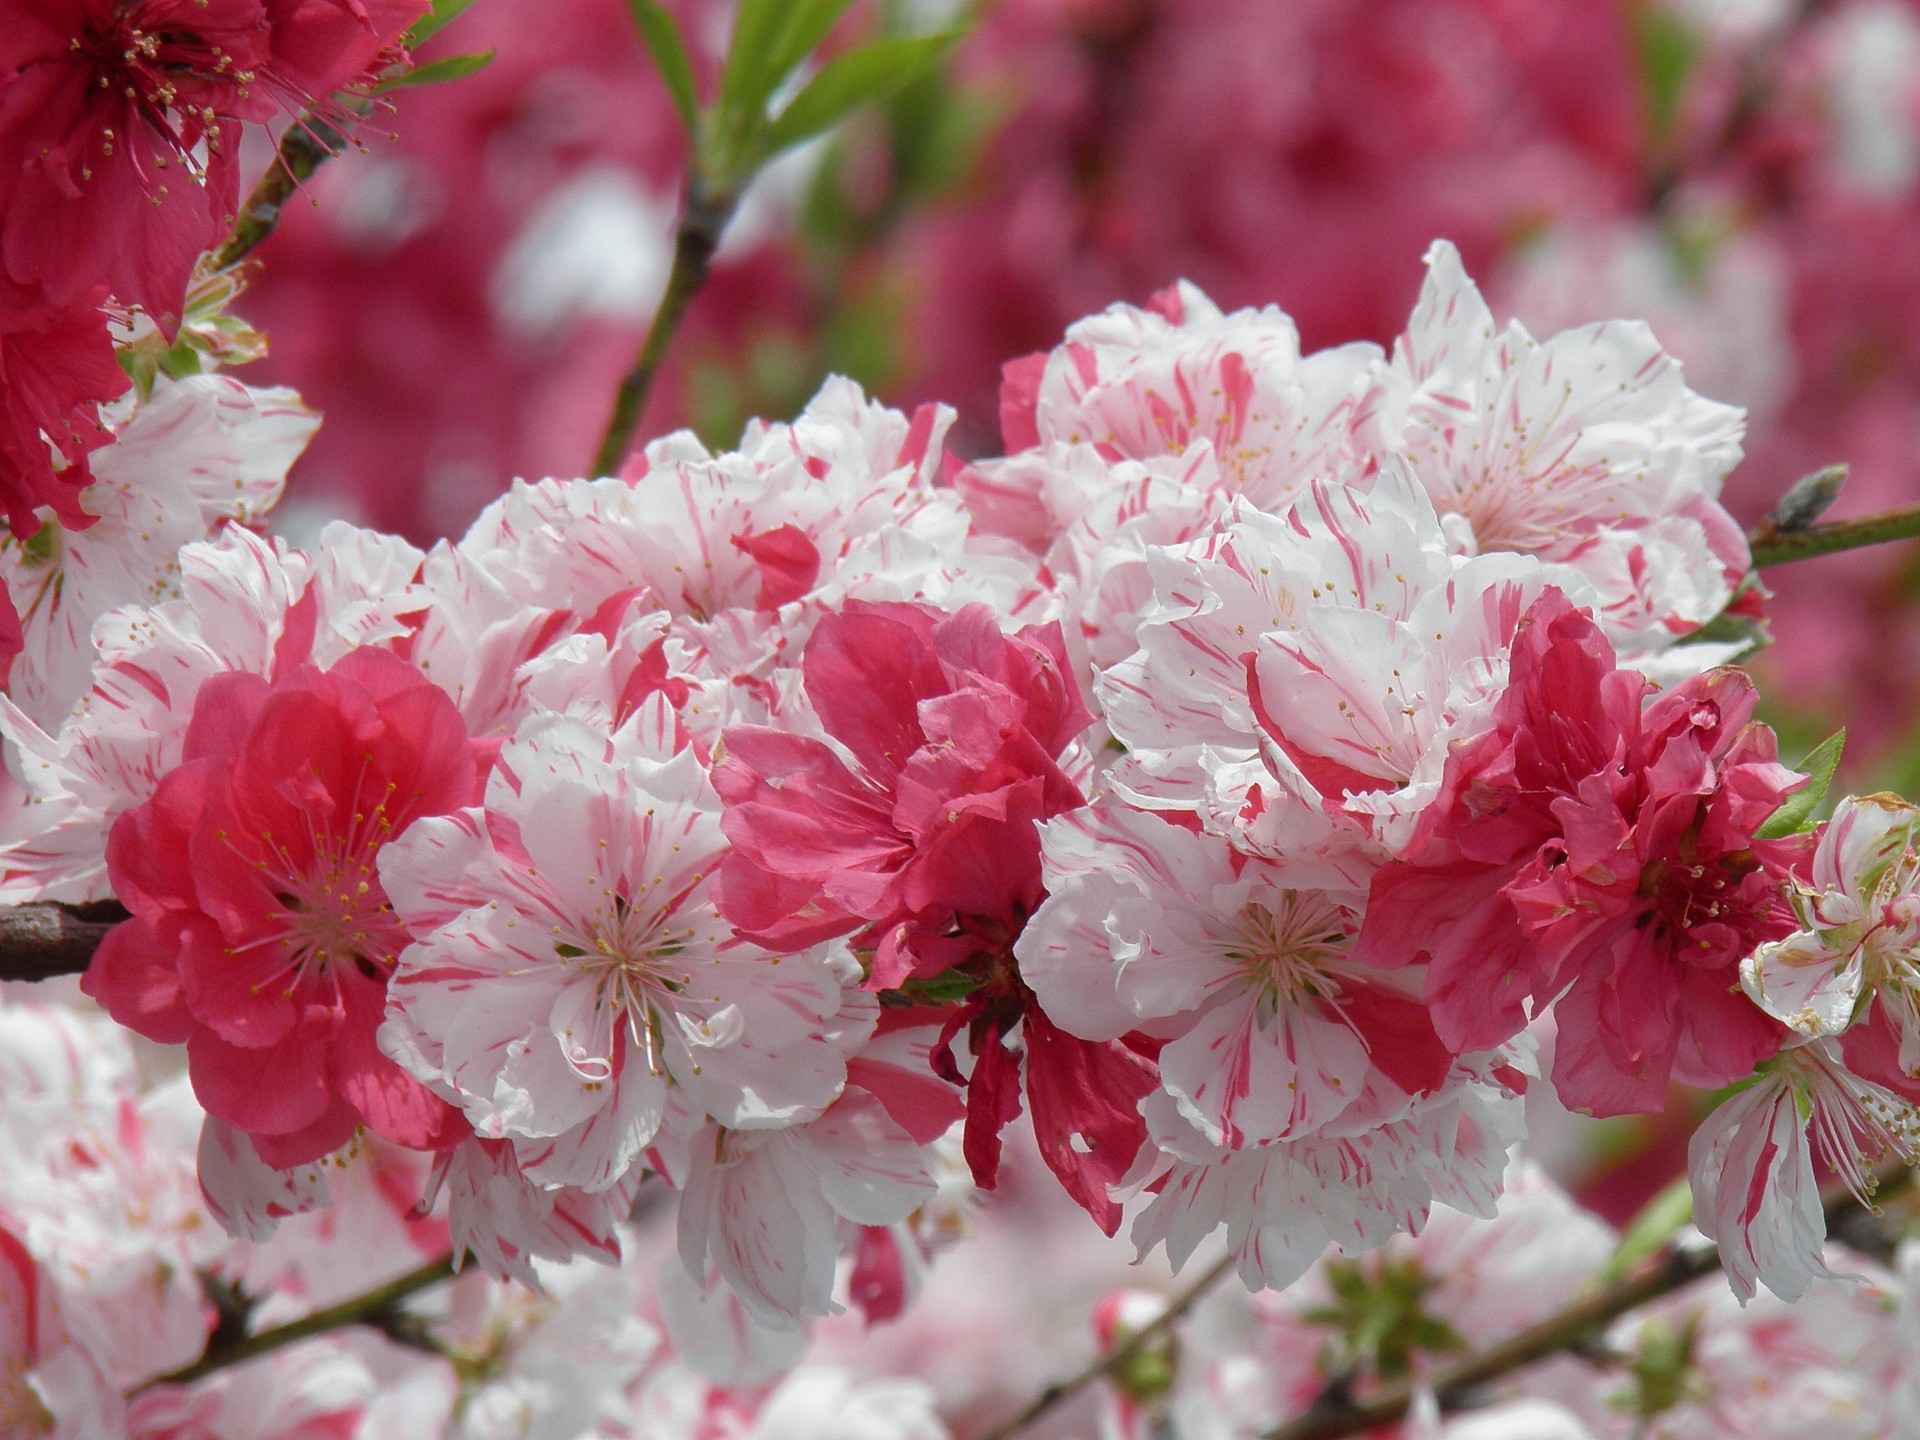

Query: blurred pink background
[[241, 0, 1920, 791]]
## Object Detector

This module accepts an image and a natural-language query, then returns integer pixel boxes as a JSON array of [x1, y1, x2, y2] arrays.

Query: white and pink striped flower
[[380, 698, 860, 1201]]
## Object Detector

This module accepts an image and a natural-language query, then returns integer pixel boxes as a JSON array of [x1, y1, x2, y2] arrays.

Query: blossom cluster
[[0, 993, 956, 1438], [4, 5, 1920, 1421], [0, 0, 424, 535], [0, 211, 1903, 1379]]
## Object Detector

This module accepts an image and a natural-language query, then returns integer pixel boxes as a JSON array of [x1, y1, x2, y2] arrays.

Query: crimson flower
[[0, 0, 424, 334], [715, 600, 1091, 981], [715, 602, 1152, 1229], [1358, 591, 1808, 1116], [83, 646, 475, 1167], [0, 281, 129, 534]]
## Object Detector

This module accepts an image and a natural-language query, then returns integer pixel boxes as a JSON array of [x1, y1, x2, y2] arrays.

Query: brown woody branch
[[0, 901, 126, 983]]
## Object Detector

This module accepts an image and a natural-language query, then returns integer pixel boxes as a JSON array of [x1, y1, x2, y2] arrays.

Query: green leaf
[[762, 32, 958, 159], [377, 49, 495, 92], [158, 341, 204, 381], [626, 0, 699, 133], [887, 72, 1005, 201], [1601, 1176, 1694, 1283], [891, 969, 981, 1006], [1632, 5, 1701, 149], [404, 0, 480, 49], [765, 0, 861, 92], [1757, 729, 1846, 840], [719, 0, 791, 124]]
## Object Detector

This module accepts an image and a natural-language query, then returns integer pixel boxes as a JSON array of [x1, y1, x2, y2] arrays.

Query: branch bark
[[976, 1254, 1235, 1440], [0, 901, 126, 983], [1748, 500, 1920, 568], [146, 1252, 458, 1390], [209, 111, 357, 275]]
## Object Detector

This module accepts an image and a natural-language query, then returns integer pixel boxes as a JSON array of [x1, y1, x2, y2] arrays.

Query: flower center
[[1227, 892, 1351, 1016], [556, 892, 705, 1078], [230, 776, 411, 998], [78, 13, 252, 157], [1634, 841, 1771, 960]]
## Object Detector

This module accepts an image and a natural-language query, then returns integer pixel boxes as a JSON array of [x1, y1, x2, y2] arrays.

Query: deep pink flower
[[0, 0, 423, 333], [82, 646, 474, 1167], [0, 579, 20, 690], [0, 282, 129, 534], [1357, 591, 1808, 1115], [715, 600, 1091, 980], [716, 601, 1153, 1226]]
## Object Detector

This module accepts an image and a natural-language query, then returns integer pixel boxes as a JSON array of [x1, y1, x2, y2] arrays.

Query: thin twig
[[146, 1252, 458, 1389], [1644, 0, 1835, 211], [1748, 500, 1920, 568], [0, 901, 127, 983], [976, 1253, 1235, 1440], [1261, 1170, 1911, 1440], [590, 177, 739, 476], [209, 110, 357, 274]]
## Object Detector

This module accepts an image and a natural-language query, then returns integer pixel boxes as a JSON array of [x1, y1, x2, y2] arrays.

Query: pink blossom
[[219, 1137, 446, 1312], [436, 1255, 659, 1440], [715, 600, 1090, 976], [127, 1339, 376, 1440], [1129, 1059, 1527, 1294], [433, 1135, 643, 1289], [673, 1087, 939, 1325], [2, 373, 314, 732], [0, 0, 426, 333], [1741, 793, 1920, 1063], [995, 279, 1379, 509], [82, 645, 473, 1167], [713, 600, 1144, 1221], [0, 282, 128, 536], [624, 1360, 951, 1440], [0, 1004, 221, 1417], [1357, 591, 1806, 1114], [0, 521, 427, 903], [1019, 804, 1452, 1152], [952, 443, 1220, 676], [1689, 1040, 1920, 1303], [1375, 241, 1750, 664], [1096, 465, 1581, 874], [403, 379, 1023, 743], [379, 700, 860, 1198], [0, 1220, 125, 1440]]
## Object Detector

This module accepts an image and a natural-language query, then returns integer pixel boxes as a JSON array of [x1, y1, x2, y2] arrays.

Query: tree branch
[[145, 1252, 458, 1390], [590, 177, 739, 477], [1748, 500, 1920, 568], [976, 1254, 1235, 1440], [1262, 1170, 1910, 1440], [0, 901, 126, 983], [209, 111, 357, 275]]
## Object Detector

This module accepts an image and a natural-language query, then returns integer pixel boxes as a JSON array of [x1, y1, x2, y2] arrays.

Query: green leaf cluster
[[626, 0, 963, 197], [1302, 1254, 1467, 1386]]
